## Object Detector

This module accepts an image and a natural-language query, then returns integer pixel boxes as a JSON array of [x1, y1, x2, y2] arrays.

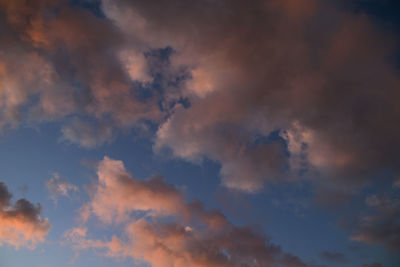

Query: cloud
[[60, 118, 115, 148], [46, 173, 79, 203], [0, 0, 162, 136], [0, 0, 398, 264], [100, 0, 400, 193], [319, 251, 349, 264], [0, 51, 75, 129], [67, 156, 307, 267], [80, 156, 187, 224], [351, 194, 400, 251], [63, 227, 126, 259], [0, 0, 399, 195], [0, 181, 50, 249]]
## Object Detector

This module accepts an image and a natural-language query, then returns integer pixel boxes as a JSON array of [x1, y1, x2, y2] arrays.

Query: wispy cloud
[[46, 173, 79, 204]]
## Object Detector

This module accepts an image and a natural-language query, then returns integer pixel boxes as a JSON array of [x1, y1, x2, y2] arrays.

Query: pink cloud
[[81, 156, 187, 224], [0, 0, 399, 198], [0, 181, 50, 249], [66, 156, 306, 266]]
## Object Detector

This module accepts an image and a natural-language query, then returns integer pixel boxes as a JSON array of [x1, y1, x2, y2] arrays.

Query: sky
[[0, 0, 399, 266]]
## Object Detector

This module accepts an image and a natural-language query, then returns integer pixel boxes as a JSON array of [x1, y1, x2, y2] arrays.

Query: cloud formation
[[67, 156, 306, 267], [0, 0, 399, 194], [0, 0, 162, 138], [102, 0, 400, 192], [0, 0, 399, 264], [46, 173, 79, 203], [0, 181, 50, 249], [79, 156, 186, 224]]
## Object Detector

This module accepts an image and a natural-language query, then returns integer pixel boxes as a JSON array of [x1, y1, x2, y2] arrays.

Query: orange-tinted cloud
[[66, 157, 306, 267], [0, 181, 50, 249], [0, 0, 161, 141], [81, 156, 187, 224]]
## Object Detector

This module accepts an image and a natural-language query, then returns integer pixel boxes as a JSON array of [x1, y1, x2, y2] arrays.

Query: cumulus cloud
[[351, 194, 400, 251], [46, 173, 79, 203], [0, 181, 50, 249], [66, 156, 306, 267]]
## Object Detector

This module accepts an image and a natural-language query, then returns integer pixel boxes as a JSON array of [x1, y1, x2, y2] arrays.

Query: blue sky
[[0, 0, 400, 267]]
